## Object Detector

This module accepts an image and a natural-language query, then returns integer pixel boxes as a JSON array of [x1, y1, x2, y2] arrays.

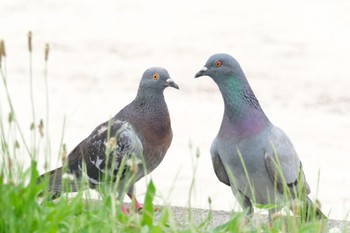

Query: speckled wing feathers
[[67, 120, 143, 188]]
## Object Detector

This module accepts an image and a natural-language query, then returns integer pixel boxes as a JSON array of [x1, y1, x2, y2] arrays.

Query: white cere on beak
[[166, 78, 174, 83], [200, 67, 208, 72]]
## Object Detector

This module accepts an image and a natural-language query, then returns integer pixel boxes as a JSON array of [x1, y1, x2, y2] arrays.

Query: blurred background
[[1, 0, 349, 220]]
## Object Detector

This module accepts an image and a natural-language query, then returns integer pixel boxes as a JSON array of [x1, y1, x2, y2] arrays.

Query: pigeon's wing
[[264, 126, 310, 195], [210, 138, 230, 186], [67, 120, 143, 187], [211, 139, 253, 213]]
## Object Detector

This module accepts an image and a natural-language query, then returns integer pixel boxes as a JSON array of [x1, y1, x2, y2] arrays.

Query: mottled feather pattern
[[240, 88, 262, 112], [77, 120, 143, 187]]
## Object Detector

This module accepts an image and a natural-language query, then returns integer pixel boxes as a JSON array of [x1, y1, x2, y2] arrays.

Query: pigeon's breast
[[218, 127, 285, 204], [139, 122, 172, 172], [118, 101, 173, 175]]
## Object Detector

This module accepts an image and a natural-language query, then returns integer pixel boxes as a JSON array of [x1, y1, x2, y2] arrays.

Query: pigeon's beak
[[166, 78, 179, 90], [194, 67, 208, 78]]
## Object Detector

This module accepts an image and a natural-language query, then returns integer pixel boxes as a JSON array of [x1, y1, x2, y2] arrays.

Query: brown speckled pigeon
[[39, 67, 179, 213], [195, 53, 326, 221]]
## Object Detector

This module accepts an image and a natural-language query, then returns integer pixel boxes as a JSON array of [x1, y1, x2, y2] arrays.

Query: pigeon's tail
[[305, 196, 327, 220], [37, 167, 79, 199]]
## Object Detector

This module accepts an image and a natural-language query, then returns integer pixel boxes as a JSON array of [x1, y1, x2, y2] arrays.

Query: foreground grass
[[0, 163, 173, 233], [0, 160, 332, 233], [0, 165, 333, 233], [0, 33, 346, 233]]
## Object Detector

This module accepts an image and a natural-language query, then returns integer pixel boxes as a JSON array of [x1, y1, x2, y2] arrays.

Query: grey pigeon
[[195, 53, 325, 221], [39, 67, 179, 213]]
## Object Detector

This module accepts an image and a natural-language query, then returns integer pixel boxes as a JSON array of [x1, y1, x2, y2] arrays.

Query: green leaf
[[29, 160, 39, 187], [141, 180, 156, 228]]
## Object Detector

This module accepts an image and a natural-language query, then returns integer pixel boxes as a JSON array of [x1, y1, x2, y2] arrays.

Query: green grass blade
[[142, 179, 156, 228]]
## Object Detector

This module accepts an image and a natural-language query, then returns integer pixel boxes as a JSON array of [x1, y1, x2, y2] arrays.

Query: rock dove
[[38, 67, 179, 213], [195, 53, 325, 221]]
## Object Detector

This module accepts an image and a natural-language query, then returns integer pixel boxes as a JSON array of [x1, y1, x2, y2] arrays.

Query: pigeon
[[38, 67, 179, 214], [195, 53, 326, 221]]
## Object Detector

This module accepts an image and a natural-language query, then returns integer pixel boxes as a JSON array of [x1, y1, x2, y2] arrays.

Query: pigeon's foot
[[127, 193, 159, 212], [127, 193, 142, 211], [121, 204, 129, 215]]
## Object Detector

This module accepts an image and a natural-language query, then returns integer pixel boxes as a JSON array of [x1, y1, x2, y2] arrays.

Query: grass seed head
[[38, 119, 44, 137], [8, 112, 14, 123], [45, 43, 50, 61], [14, 140, 20, 149], [106, 137, 117, 151], [28, 31, 33, 52], [61, 144, 67, 164], [126, 156, 141, 175], [0, 39, 5, 56], [0, 39, 2, 56], [44, 161, 48, 170], [315, 199, 322, 210], [0, 39, 4, 66], [7, 156, 13, 170], [208, 196, 212, 205]]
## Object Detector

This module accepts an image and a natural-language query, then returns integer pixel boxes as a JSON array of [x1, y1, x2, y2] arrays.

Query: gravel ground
[[160, 206, 350, 232]]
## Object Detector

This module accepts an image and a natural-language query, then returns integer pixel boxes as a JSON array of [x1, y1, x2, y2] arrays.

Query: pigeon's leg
[[229, 186, 254, 226], [241, 195, 254, 216], [240, 195, 254, 227], [126, 185, 143, 211], [126, 187, 159, 212], [230, 186, 254, 216], [121, 204, 129, 215], [127, 192, 143, 210], [268, 208, 280, 228]]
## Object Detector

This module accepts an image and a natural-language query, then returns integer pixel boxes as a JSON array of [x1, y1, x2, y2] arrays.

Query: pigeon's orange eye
[[214, 60, 222, 67], [152, 73, 159, 80]]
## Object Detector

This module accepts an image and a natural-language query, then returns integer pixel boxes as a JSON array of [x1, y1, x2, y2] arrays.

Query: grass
[[0, 33, 347, 233]]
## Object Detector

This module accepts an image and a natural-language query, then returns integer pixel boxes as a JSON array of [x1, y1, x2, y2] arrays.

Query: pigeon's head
[[139, 67, 179, 92], [194, 53, 245, 85]]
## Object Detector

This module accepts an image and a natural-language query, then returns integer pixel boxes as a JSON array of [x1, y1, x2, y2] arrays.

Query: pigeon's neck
[[218, 79, 270, 138], [134, 90, 168, 114], [131, 90, 171, 130], [131, 90, 172, 155]]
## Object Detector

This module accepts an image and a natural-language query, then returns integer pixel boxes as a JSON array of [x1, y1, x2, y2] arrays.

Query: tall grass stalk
[[236, 147, 256, 204], [27, 31, 37, 159], [187, 143, 200, 224], [0, 41, 31, 157], [43, 43, 51, 169], [56, 117, 67, 166]]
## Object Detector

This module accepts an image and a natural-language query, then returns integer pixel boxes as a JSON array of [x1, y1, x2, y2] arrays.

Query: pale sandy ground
[[1, 0, 350, 221]]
